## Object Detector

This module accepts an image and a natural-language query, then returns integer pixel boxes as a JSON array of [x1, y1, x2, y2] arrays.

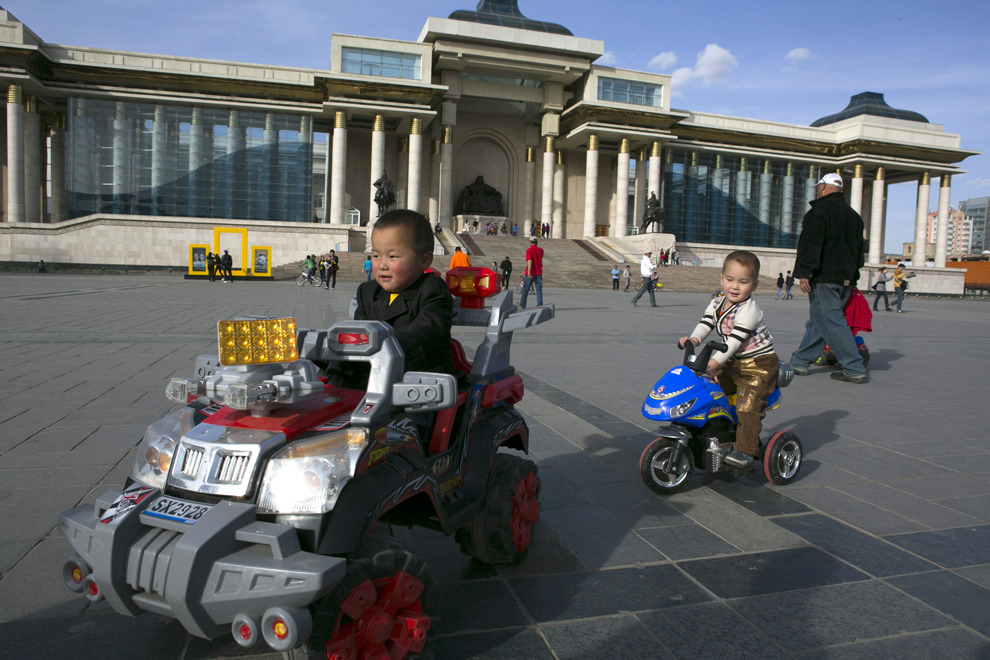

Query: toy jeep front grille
[[167, 425, 285, 498]]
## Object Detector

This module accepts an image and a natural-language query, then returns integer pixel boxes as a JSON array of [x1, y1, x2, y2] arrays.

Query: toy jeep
[[57, 267, 552, 659]]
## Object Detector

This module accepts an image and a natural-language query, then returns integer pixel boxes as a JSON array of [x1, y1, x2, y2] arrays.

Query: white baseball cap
[[817, 172, 843, 188]]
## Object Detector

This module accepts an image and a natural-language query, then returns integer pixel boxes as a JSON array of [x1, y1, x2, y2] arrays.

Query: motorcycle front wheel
[[763, 430, 803, 485], [639, 438, 692, 494]]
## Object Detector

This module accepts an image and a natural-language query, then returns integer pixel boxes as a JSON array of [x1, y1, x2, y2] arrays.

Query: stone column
[[781, 162, 794, 239], [407, 117, 423, 213], [583, 135, 598, 238], [710, 154, 728, 243], [912, 172, 931, 266], [868, 167, 886, 264], [151, 106, 168, 216], [849, 164, 864, 216], [758, 160, 772, 245], [552, 149, 565, 238], [439, 126, 454, 229], [523, 146, 536, 232], [395, 137, 408, 209], [262, 113, 277, 220], [732, 157, 749, 244], [329, 111, 347, 226], [540, 136, 554, 232], [648, 142, 661, 204], [633, 148, 646, 233], [614, 138, 630, 238], [6, 85, 24, 222], [428, 139, 440, 224], [113, 102, 131, 215], [935, 174, 951, 268], [24, 97, 41, 222], [50, 113, 66, 222], [368, 115, 385, 228]]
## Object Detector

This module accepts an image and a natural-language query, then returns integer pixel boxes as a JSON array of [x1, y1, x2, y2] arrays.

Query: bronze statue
[[373, 172, 396, 218], [641, 192, 664, 233], [454, 175, 505, 216]]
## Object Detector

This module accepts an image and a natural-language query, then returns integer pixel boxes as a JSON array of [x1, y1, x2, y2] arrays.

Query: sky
[[6, 0, 990, 249]]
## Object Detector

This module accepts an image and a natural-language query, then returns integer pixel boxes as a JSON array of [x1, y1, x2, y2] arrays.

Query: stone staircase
[[272, 234, 722, 293]]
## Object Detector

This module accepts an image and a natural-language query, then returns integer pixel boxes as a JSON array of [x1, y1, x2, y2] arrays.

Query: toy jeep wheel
[[291, 537, 439, 660], [456, 453, 540, 565]]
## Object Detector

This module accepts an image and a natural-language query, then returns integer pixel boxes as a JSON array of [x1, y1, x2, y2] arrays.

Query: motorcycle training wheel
[[291, 537, 439, 660], [456, 453, 541, 565], [639, 438, 692, 494], [763, 430, 803, 485]]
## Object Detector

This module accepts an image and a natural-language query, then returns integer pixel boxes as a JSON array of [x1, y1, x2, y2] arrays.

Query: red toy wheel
[[294, 539, 439, 660], [762, 431, 802, 485], [456, 454, 540, 564]]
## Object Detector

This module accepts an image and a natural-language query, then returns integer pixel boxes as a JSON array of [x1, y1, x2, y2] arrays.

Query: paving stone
[[540, 614, 674, 660], [636, 523, 740, 560], [783, 486, 927, 535], [774, 513, 937, 577], [953, 564, 990, 590], [832, 481, 982, 530], [540, 505, 664, 567], [0, 486, 92, 542], [637, 602, 790, 659], [707, 478, 810, 516], [579, 480, 690, 529], [883, 525, 990, 568], [438, 580, 530, 633], [888, 570, 990, 638], [436, 628, 554, 660], [508, 563, 712, 623], [796, 628, 990, 660], [731, 580, 956, 652], [678, 547, 868, 599]]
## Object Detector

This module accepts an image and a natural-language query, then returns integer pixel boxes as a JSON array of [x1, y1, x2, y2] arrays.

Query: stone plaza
[[0, 272, 988, 658]]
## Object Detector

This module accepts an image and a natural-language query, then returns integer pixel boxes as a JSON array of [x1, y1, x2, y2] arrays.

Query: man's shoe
[[791, 366, 809, 376], [631, 301, 637, 307], [724, 450, 753, 468], [831, 371, 868, 384], [651, 304, 658, 307]]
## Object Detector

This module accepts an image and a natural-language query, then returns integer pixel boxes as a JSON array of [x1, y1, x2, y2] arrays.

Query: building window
[[341, 47, 421, 80], [597, 77, 662, 108]]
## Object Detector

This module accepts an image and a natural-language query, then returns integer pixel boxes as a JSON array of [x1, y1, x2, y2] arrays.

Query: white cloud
[[648, 51, 677, 71], [964, 176, 990, 189], [598, 51, 618, 66], [785, 48, 811, 63], [670, 44, 738, 95]]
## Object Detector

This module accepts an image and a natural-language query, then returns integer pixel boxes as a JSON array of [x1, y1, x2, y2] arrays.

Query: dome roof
[[810, 92, 928, 127], [449, 0, 573, 36]]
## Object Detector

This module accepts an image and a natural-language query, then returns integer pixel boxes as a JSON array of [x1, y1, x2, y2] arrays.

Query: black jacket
[[500, 258, 512, 276], [328, 273, 454, 387], [793, 192, 864, 285]]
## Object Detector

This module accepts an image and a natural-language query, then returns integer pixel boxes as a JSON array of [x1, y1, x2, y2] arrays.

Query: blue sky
[[7, 0, 989, 249]]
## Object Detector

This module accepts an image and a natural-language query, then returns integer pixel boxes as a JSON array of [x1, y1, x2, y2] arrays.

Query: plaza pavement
[[0, 272, 988, 659]]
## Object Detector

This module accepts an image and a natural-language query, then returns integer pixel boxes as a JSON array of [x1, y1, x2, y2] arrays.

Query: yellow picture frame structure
[[251, 246, 271, 277], [188, 244, 209, 275], [213, 227, 249, 276]]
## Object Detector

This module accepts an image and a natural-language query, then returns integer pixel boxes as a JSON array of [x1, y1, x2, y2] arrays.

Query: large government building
[[0, 2, 977, 284]]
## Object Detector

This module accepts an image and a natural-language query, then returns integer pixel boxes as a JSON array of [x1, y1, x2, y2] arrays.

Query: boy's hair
[[374, 209, 434, 255], [723, 250, 761, 278]]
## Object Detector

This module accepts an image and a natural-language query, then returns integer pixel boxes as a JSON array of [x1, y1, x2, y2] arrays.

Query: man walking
[[630, 250, 658, 307], [519, 237, 544, 308], [220, 250, 234, 283], [499, 255, 512, 290], [790, 173, 868, 383]]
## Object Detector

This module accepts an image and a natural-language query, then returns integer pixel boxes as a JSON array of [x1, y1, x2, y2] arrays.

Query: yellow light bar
[[217, 318, 298, 365]]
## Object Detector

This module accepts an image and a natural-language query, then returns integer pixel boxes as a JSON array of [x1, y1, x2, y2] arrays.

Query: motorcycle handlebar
[[679, 340, 728, 373]]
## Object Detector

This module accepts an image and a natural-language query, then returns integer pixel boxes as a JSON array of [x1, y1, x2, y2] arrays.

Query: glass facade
[[66, 98, 313, 222], [341, 47, 421, 80], [597, 77, 663, 108], [661, 148, 824, 248]]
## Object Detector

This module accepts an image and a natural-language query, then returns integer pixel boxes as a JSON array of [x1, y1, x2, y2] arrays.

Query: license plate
[[144, 496, 212, 525]]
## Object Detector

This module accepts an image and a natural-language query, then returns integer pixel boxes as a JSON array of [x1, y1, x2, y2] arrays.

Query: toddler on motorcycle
[[678, 251, 779, 468]]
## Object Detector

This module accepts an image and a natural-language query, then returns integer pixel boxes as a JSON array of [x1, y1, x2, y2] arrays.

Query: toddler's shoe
[[724, 450, 753, 468]]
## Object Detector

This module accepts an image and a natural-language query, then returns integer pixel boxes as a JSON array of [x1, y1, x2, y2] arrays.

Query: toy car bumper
[[57, 485, 345, 649]]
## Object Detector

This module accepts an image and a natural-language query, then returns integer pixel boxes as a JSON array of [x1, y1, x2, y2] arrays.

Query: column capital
[[25, 96, 37, 113], [7, 84, 23, 104], [544, 136, 555, 152], [372, 114, 384, 132], [398, 136, 408, 152], [587, 134, 598, 151], [431, 138, 441, 155], [619, 138, 629, 154], [650, 141, 660, 158], [919, 172, 930, 185], [853, 163, 863, 178], [410, 117, 422, 135], [334, 111, 346, 129], [874, 166, 884, 181], [526, 146, 535, 162], [785, 162, 793, 176], [716, 154, 723, 168], [556, 150, 564, 166], [443, 126, 453, 144], [940, 173, 951, 187], [637, 147, 647, 161]]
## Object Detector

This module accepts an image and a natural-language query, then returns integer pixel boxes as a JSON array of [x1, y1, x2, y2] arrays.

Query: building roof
[[810, 91, 929, 127], [448, 0, 573, 36]]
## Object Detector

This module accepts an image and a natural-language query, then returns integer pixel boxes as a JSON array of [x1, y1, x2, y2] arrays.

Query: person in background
[[326, 249, 339, 290], [784, 270, 795, 300], [630, 250, 658, 307], [872, 266, 892, 311], [891, 263, 916, 313], [776, 273, 784, 299], [449, 246, 471, 269], [622, 264, 631, 291], [220, 250, 234, 283], [610, 264, 621, 291], [499, 255, 513, 290], [519, 237, 544, 308], [363, 254, 372, 281]]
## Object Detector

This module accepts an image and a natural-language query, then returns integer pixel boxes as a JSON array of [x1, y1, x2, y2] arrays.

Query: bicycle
[[296, 271, 322, 287]]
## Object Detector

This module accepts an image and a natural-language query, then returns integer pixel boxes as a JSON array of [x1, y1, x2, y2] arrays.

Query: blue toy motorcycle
[[638, 341, 803, 494]]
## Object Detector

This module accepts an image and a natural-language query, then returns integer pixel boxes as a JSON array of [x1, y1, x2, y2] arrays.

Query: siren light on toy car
[[445, 266, 500, 308]]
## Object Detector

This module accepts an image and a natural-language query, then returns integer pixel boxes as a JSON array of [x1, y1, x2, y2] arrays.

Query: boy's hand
[[678, 336, 699, 350], [705, 358, 720, 380]]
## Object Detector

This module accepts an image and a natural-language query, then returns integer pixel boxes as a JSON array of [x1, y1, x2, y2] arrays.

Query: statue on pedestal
[[373, 172, 396, 218], [454, 176, 504, 216], [641, 192, 664, 233]]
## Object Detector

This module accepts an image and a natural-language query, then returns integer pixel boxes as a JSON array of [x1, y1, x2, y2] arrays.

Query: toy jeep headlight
[[131, 407, 194, 489], [257, 429, 369, 514]]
